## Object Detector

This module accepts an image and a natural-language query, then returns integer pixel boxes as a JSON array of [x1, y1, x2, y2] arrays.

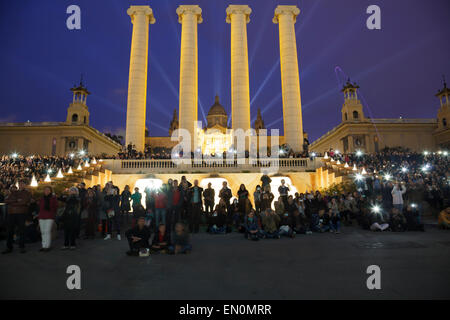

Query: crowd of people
[[0, 147, 449, 257]]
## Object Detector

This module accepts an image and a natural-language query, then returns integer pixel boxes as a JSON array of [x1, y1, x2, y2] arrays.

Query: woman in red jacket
[[38, 186, 58, 252]]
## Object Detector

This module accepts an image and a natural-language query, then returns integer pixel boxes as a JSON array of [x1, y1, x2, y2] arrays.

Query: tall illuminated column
[[226, 5, 252, 136], [177, 5, 202, 149], [273, 5, 304, 152], [125, 6, 155, 152]]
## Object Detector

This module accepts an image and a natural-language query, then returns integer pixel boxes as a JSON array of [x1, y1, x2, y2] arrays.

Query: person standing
[[188, 180, 203, 233], [154, 187, 168, 229], [84, 188, 97, 239], [278, 179, 290, 208], [392, 182, 406, 212], [60, 187, 81, 250], [38, 186, 58, 251], [104, 187, 121, 240], [203, 183, 215, 216], [3, 180, 32, 254], [120, 185, 132, 223], [219, 181, 232, 214]]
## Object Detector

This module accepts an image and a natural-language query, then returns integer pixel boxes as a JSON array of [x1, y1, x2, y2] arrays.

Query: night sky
[[0, 0, 449, 142]]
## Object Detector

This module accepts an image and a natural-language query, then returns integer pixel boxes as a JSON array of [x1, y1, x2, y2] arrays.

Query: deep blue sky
[[0, 0, 449, 142]]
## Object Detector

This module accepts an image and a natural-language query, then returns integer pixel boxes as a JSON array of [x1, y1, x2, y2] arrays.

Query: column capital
[[127, 5, 156, 24], [176, 5, 203, 24], [272, 5, 300, 24], [226, 5, 252, 24]]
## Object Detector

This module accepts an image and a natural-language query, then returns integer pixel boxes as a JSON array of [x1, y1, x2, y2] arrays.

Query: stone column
[[226, 5, 251, 136], [273, 5, 304, 152], [125, 6, 155, 152], [177, 5, 202, 150]]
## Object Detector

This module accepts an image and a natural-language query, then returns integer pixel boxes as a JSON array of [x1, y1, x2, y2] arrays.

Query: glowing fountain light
[[344, 162, 349, 168], [56, 169, 64, 178], [77, 163, 83, 170], [92, 158, 97, 164], [44, 174, 51, 183], [67, 167, 73, 174], [336, 160, 341, 165], [324, 152, 329, 159], [30, 175, 38, 187], [361, 168, 367, 175], [330, 158, 335, 162], [84, 161, 90, 168], [352, 164, 357, 171]]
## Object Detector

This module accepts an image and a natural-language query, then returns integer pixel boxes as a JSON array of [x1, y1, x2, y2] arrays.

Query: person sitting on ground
[[390, 207, 407, 232], [320, 208, 334, 233], [369, 206, 390, 231], [278, 210, 295, 238], [330, 206, 341, 234], [405, 203, 425, 231], [169, 222, 192, 254], [244, 209, 262, 241], [151, 224, 170, 253], [261, 208, 280, 239], [438, 207, 450, 229], [209, 203, 227, 234], [125, 216, 151, 256]]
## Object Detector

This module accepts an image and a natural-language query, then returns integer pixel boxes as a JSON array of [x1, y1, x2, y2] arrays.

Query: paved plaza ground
[[1, 225, 449, 300]]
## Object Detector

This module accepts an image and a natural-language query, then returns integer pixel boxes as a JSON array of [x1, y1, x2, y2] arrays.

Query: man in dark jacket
[[125, 216, 151, 256], [3, 180, 32, 254], [203, 183, 215, 215], [188, 180, 203, 233]]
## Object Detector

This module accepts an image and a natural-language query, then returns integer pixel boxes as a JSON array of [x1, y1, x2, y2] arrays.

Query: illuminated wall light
[[30, 175, 38, 187], [56, 169, 64, 178]]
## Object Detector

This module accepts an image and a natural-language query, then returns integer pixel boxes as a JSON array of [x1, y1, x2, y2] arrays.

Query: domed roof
[[208, 95, 227, 116]]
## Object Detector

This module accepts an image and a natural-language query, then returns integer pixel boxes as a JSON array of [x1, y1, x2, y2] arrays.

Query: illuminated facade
[[310, 79, 450, 153], [198, 95, 233, 155], [0, 81, 122, 156]]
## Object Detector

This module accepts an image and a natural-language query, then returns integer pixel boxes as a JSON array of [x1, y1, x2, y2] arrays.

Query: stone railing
[[101, 157, 322, 174]]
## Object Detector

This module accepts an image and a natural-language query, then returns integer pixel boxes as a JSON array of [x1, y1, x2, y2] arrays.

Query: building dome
[[206, 95, 228, 129], [208, 95, 227, 116]]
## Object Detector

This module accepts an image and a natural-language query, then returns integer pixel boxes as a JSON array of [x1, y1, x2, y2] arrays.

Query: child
[[151, 224, 171, 253]]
